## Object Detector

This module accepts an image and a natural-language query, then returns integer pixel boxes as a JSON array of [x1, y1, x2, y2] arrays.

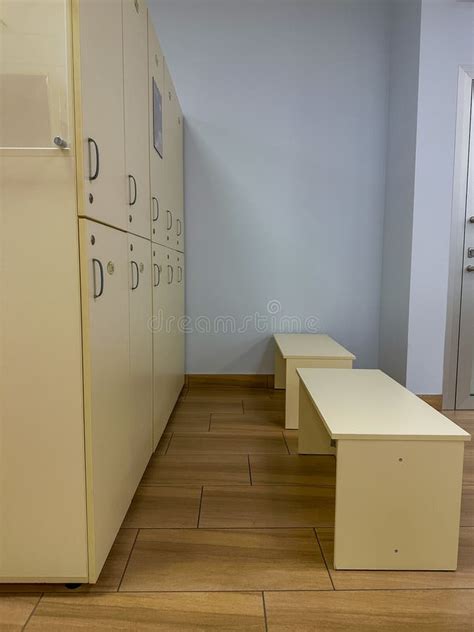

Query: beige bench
[[297, 368, 471, 571], [274, 334, 355, 429]]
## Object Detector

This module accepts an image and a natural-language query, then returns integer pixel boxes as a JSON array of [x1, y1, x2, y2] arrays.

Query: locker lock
[[90, 235, 95, 245], [130, 244, 134, 252], [468, 248, 474, 259], [134, 0, 139, 13], [107, 261, 115, 275], [139, 263, 144, 273], [155, 54, 159, 67]]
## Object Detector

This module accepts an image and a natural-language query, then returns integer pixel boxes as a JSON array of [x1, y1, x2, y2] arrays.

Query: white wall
[[406, 0, 474, 393], [379, 0, 421, 385], [150, 0, 390, 374]]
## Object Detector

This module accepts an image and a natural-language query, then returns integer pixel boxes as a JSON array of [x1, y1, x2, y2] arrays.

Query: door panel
[[79, 219, 132, 581], [128, 233, 153, 485], [456, 89, 474, 409], [163, 60, 177, 250], [77, 0, 127, 231], [148, 18, 166, 244], [123, 0, 150, 238]]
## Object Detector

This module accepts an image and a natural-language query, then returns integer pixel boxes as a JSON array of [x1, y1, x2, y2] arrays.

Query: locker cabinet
[[1, 0, 185, 585], [75, 0, 127, 230], [123, 0, 150, 238]]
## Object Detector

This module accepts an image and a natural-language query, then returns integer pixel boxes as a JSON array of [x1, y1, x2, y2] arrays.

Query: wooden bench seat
[[273, 334, 355, 429], [297, 368, 471, 571]]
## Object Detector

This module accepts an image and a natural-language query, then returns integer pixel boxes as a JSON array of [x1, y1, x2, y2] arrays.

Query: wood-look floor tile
[[25, 592, 266, 631], [166, 413, 210, 433], [210, 413, 285, 433], [199, 485, 335, 528], [187, 374, 269, 389], [172, 399, 244, 415], [316, 527, 474, 589], [264, 589, 474, 632], [166, 432, 288, 455], [0, 594, 40, 629], [0, 529, 138, 594], [155, 433, 172, 456], [461, 486, 473, 526], [243, 398, 285, 413], [250, 455, 336, 486], [122, 486, 202, 528], [185, 388, 271, 401], [120, 529, 332, 592], [283, 430, 298, 454], [464, 450, 473, 487], [141, 454, 251, 486]]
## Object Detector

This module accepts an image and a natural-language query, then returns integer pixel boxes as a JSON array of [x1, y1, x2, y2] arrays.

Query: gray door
[[456, 86, 474, 409]]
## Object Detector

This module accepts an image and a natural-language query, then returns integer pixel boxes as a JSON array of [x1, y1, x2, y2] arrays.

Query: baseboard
[[186, 374, 274, 389], [418, 394, 443, 411]]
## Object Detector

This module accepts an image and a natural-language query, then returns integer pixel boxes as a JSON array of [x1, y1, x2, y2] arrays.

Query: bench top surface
[[297, 368, 471, 442], [274, 334, 355, 360]]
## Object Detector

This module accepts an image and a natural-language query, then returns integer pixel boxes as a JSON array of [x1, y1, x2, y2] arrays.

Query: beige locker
[[74, 0, 127, 231], [128, 233, 153, 483], [79, 219, 133, 582], [163, 60, 177, 249], [123, 0, 150, 238], [148, 14, 166, 244]]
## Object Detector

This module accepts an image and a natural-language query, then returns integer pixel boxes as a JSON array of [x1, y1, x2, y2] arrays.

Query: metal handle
[[152, 197, 159, 222], [128, 175, 137, 206], [53, 136, 68, 149], [167, 264, 173, 284], [177, 265, 183, 283], [176, 218, 182, 236], [153, 263, 161, 287], [469, 217, 474, 223], [467, 265, 474, 272], [87, 138, 100, 181], [92, 258, 104, 298], [131, 260, 139, 290], [166, 210, 173, 230]]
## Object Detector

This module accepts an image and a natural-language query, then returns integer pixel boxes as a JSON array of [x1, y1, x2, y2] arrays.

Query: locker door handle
[[176, 218, 182, 236], [153, 263, 161, 287], [87, 138, 100, 181], [152, 197, 159, 221], [167, 264, 173, 284], [177, 266, 183, 283], [166, 210, 173, 230], [128, 175, 137, 206], [92, 258, 104, 298], [131, 260, 139, 290]]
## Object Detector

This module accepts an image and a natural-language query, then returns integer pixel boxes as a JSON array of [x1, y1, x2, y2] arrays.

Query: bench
[[274, 334, 355, 429], [297, 368, 471, 571]]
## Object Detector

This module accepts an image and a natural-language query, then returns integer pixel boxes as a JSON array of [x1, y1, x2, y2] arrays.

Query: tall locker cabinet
[[0, 0, 185, 585]]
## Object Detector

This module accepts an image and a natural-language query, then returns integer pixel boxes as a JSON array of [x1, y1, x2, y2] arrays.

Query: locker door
[[174, 251, 185, 391], [128, 234, 153, 487], [79, 219, 132, 582], [76, 0, 127, 231], [123, 0, 150, 238], [148, 18, 166, 244], [163, 60, 177, 250], [175, 103, 184, 253], [152, 244, 174, 448]]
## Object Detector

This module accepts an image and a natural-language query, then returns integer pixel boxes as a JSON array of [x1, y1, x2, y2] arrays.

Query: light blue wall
[[379, 0, 421, 385], [407, 0, 474, 394], [150, 0, 390, 373]]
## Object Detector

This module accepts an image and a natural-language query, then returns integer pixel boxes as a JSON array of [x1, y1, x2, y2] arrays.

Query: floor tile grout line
[[164, 433, 173, 455], [197, 486, 204, 528], [22, 592, 43, 630], [248, 455, 253, 485], [10, 587, 474, 596], [262, 591, 269, 632], [208, 413, 212, 432], [117, 529, 140, 592], [282, 432, 291, 455], [313, 528, 335, 591]]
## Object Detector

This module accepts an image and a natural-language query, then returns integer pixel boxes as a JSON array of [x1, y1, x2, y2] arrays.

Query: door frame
[[443, 65, 474, 409]]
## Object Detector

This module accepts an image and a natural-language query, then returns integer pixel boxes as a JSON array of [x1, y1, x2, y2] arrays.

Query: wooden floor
[[2, 386, 473, 630]]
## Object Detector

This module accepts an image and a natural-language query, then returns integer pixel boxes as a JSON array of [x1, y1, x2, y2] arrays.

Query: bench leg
[[274, 348, 286, 390], [298, 382, 336, 454], [334, 439, 464, 570]]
